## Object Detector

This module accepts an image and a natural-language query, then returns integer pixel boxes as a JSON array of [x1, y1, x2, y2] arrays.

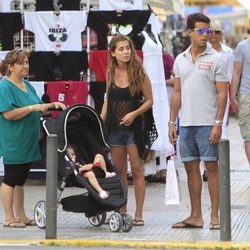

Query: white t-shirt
[[99, 0, 143, 10], [0, 51, 8, 63], [0, 0, 11, 12], [24, 11, 87, 52], [174, 44, 229, 126]]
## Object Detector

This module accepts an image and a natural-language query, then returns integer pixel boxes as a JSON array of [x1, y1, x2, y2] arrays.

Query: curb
[[0, 239, 250, 249]]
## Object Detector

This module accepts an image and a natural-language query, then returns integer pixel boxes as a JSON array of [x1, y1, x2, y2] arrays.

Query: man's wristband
[[28, 105, 33, 112], [168, 121, 176, 127]]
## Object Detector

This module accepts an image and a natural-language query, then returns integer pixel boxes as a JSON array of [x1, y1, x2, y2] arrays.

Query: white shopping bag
[[165, 158, 180, 205]]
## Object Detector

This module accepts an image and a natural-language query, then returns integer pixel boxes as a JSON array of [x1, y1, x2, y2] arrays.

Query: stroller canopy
[[43, 104, 110, 153]]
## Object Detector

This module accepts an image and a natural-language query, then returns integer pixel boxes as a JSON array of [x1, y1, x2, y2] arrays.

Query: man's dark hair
[[187, 13, 210, 30]]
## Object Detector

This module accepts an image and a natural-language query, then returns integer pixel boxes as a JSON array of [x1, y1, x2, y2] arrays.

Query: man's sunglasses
[[192, 28, 214, 35]]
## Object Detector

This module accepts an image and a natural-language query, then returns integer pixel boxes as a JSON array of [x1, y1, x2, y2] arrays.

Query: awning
[[184, 0, 240, 6], [148, 0, 184, 17]]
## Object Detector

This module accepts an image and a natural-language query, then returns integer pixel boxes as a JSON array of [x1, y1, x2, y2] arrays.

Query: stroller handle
[[47, 107, 64, 112]]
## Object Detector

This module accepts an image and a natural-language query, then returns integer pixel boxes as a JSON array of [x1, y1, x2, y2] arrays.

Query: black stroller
[[33, 104, 133, 232]]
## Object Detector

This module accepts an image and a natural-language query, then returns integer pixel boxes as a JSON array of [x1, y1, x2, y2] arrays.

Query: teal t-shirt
[[0, 79, 43, 164]]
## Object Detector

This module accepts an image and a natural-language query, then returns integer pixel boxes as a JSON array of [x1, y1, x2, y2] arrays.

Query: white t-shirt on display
[[24, 11, 87, 52], [99, 0, 143, 10], [147, 13, 162, 34], [0, 0, 11, 12]]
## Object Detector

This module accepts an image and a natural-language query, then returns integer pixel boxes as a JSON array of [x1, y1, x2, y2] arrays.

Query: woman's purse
[[133, 106, 158, 160]]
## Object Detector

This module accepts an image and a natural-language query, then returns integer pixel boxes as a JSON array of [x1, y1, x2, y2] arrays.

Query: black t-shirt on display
[[29, 51, 88, 81], [87, 10, 151, 50], [0, 13, 23, 50], [89, 81, 106, 114], [36, 0, 81, 11]]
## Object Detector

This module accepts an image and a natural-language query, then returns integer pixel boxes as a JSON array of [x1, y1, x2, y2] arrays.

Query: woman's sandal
[[133, 219, 144, 226], [3, 221, 26, 228]]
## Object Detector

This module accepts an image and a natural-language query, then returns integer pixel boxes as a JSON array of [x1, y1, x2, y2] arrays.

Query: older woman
[[0, 49, 65, 228]]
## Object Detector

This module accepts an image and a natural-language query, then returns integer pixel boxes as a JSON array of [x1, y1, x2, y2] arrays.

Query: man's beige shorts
[[239, 94, 250, 141]]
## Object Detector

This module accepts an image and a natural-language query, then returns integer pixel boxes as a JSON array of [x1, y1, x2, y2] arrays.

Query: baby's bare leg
[[93, 154, 107, 172], [85, 171, 109, 199], [85, 171, 103, 193]]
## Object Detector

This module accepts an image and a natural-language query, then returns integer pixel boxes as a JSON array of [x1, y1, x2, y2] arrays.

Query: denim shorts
[[179, 126, 218, 162], [109, 131, 135, 147]]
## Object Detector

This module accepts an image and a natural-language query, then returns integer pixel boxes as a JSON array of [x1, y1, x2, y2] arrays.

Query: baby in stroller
[[66, 144, 116, 199]]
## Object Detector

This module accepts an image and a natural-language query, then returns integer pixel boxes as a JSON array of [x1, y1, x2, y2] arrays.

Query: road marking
[[0, 239, 250, 249]]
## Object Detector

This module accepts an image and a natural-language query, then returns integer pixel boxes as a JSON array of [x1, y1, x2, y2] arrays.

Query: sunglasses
[[192, 28, 213, 35]]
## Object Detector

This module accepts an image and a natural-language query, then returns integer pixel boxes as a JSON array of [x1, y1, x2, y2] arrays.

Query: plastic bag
[[165, 158, 180, 205]]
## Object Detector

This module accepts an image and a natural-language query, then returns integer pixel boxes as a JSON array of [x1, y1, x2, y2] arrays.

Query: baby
[[66, 145, 116, 199]]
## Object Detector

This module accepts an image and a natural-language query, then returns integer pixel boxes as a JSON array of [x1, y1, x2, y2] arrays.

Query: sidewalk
[[0, 116, 249, 249]]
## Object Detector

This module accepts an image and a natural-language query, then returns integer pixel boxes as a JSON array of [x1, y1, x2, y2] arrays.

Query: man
[[231, 30, 250, 164], [168, 13, 229, 229], [209, 20, 234, 139], [201, 20, 234, 181]]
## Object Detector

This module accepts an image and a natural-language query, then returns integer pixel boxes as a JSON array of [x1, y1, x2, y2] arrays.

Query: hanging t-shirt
[[89, 50, 143, 81], [0, 0, 11, 12], [0, 13, 23, 50], [36, 0, 81, 11], [46, 81, 88, 117], [24, 11, 87, 51], [0, 51, 8, 63], [99, 0, 143, 10], [87, 10, 151, 50], [89, 81, 106, 114], [30, 81, 45, 99], [147, 13, 162, 35], [29, 51, 88, 81]]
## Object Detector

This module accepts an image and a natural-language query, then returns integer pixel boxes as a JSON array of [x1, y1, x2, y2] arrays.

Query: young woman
[[101, 34, 153, 226], [0, 49, 65, 228]]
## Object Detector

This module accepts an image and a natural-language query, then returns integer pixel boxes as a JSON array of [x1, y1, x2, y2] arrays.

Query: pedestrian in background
[[209, 20, 234, 139], [231, 30, 250, 164], [101, 34, 153, 226], [201, 20, 234, 181], [168, 13, 229, 229], [0, 49, 65, 228]]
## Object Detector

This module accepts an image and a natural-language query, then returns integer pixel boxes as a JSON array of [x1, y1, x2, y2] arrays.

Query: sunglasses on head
[[214, 30, 221, 34], [192, 28, 213, 35]]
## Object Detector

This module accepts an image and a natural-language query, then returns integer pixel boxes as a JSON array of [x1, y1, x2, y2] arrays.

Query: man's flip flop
[[209, 223, 220, 230], [3, 221, 26, 228], [172, 221, 203, 229]]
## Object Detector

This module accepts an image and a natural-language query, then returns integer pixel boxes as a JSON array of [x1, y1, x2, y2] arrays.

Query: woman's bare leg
[[1, 183, 16, 224], [14, 186, 31, 223], [110, 146, 128, 214], [128, 145, 145, 221]]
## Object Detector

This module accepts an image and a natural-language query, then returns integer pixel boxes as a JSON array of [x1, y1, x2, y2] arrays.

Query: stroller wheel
[[88, 212, 107, 227], [34, 200, 46, 229], [109, 212, 122, 232], [121, 213, 133, 232]]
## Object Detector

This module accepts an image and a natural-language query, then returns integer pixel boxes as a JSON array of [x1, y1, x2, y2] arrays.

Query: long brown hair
[[107, 34, 147, 96], [0, 49, 30, 76]]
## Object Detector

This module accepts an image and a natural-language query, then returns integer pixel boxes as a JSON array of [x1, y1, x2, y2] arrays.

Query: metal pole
[[46, 134, 58, 239], [218, 139, 231, 241]]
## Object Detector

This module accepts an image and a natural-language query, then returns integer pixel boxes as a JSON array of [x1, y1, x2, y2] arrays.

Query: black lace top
[[106, 82, 158, 160], [106, 82, 140, 133]]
